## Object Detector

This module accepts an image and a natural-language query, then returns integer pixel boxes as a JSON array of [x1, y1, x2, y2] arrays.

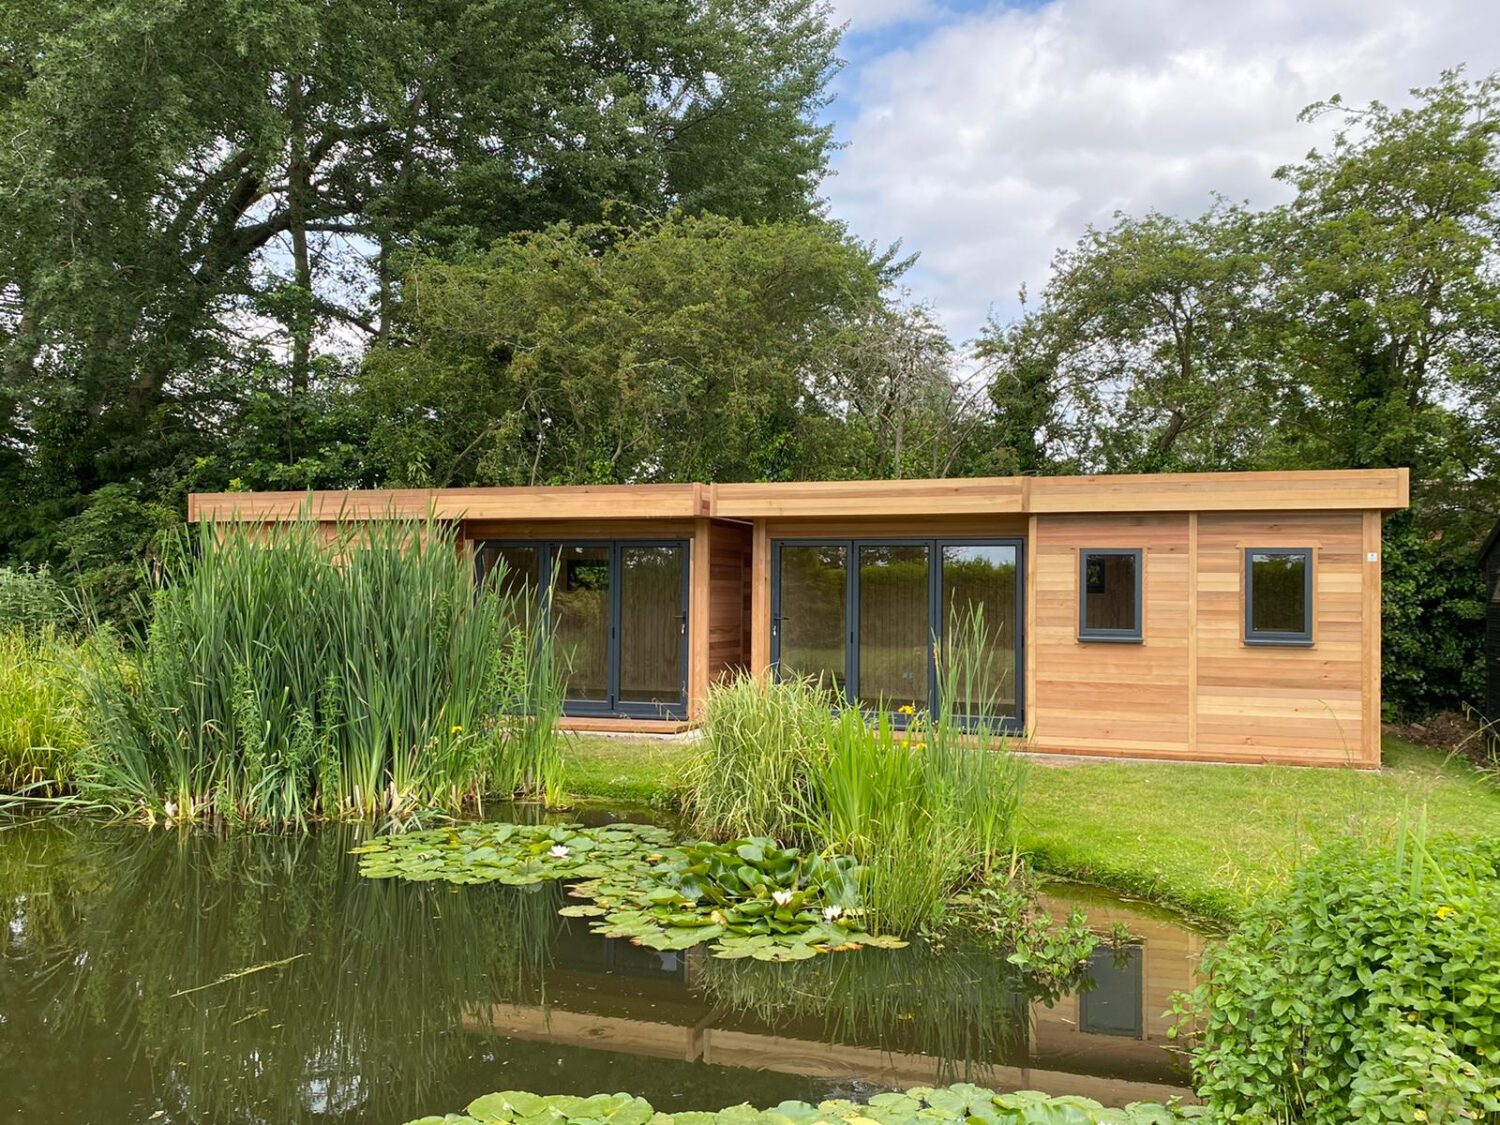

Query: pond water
[[0, 807, 1205, 1123]]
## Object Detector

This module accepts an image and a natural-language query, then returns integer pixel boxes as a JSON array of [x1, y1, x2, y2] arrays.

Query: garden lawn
[[560, 733, 1499, 922]]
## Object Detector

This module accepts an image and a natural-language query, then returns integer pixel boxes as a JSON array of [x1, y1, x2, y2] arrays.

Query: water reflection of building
[[463, 891, 1202, 1106]]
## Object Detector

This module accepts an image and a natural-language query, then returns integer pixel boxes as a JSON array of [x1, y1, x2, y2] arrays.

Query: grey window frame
[[1077, 548, 1144, 643], [1243, 547, 1314, 646]]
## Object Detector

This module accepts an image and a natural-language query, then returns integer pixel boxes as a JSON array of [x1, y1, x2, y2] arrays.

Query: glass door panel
[[856, 545, 931, 712], [941, 543, 1019, 718], [553, 544, 611, 705], [777, 545, 848, 693], [618, 545, 686, 709]]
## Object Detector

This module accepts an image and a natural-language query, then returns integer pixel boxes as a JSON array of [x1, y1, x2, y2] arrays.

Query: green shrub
[[1173, 829, 1500, 1123], [0, 627, 92, 793], [0, 565, 78, 631], [79, 517, 563, 826]]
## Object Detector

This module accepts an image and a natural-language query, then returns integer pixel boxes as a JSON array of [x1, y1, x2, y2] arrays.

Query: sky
[[818, 0, 1500, 344]]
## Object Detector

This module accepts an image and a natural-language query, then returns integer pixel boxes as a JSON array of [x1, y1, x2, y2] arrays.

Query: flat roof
[[188, 468, 1409, 523]]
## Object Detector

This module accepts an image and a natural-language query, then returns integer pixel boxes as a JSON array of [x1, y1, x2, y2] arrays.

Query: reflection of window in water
[[1079, 945, 1144, 1038], [553, 920, 688, 982]]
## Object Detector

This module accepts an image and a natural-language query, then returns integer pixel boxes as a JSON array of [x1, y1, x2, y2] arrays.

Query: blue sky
[[814, 0, 1500, 345]]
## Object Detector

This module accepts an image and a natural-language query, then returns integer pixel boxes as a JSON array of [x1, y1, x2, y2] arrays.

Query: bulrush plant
[[78, 516, 562, 827]]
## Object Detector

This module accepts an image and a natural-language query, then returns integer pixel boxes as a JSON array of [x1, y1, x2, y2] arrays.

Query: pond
[[0, 807, 1205, 1123]]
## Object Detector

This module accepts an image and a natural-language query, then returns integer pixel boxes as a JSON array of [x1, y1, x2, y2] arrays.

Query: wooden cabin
[[1484, 517, 1500, 725], [188, 467, 1409, 767]]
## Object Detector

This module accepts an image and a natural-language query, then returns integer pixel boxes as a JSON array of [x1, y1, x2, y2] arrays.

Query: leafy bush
[[406, 1083, 1201, 1125], [1173, 829, 1500, 1123], [79, 517, 563, 825], [1382, 513, 1488, 719], [0, 566, 78, 631], [0, 627, 92, 793]]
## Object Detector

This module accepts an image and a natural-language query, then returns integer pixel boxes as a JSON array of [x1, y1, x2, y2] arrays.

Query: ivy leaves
[[353, 822, 907, 960]]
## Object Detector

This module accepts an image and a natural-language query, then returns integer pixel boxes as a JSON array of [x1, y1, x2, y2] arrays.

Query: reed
[[77, 517, 562, 826], [0, 626, 93, 794]]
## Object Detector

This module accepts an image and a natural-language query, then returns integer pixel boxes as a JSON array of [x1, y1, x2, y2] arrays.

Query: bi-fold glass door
[[771, 538, 1023, 728], [474, 540, 689, 719]]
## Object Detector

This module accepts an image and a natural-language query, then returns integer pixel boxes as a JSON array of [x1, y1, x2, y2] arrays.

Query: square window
[[1078, 549, 1143, 642], [1244, 548, 1313, 644]]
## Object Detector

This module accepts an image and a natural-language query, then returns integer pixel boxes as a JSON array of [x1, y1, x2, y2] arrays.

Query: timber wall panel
[[1194, 511, 1370, 765], [1029, 514, 1192, 758], [707, 520, 752, 683]]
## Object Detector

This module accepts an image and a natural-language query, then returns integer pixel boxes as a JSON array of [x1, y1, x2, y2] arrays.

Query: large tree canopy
[[0, 0, 840, 554], [358, 213, 892, 486]]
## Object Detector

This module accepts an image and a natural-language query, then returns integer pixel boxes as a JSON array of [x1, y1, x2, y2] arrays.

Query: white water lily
[[822, 904, 843, 921], [548, 844, 570, 859], [772, 889, 794, 907]]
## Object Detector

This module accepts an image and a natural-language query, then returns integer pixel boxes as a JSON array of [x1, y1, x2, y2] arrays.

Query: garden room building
[[189, 467, 1409, 768]]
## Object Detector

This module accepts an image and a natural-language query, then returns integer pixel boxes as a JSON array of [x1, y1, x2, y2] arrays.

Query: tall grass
[[686, 608, 1027, 933], [0, 627, 92, 793], [682, 673, 831, 839], [79, 517, 562, 826]]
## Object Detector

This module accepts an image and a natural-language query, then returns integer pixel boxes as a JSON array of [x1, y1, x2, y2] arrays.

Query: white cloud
[[829, 0, 940, 34], [825, 0, 1500, 343]]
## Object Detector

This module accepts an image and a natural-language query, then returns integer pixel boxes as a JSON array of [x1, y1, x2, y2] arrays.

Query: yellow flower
[[1434, 904, 1458, 920], [897, 704, 916, 715], [449, 724, 464, 735]]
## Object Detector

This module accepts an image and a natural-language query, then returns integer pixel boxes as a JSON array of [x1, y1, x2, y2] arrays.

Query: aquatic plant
[[354, 821, 906, 960], [682, 672, 831, 839], [76, 516, 563, 825], [406, 1082, 1202, 1125], [683, 610, 1026, 935]]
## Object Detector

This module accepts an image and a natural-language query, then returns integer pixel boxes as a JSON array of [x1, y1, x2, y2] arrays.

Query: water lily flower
[[548, 844, 570, 860], [772, 889, 794, 907], [823, 905, 843, 921]]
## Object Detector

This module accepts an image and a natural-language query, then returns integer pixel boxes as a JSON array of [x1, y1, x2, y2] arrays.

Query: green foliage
[[1172, 830, 1500, 1123], [0, 0, 842, 584], [407, 1082, 1202, 1125], [0, 565, 77, 630], [355, 821, 906, 961], [358, 212, 888, 487], [0, 627, 93, 793], [77, 516, 562, 825], [1382, 513, 1489, 717], [980, 71, 1500, 715]]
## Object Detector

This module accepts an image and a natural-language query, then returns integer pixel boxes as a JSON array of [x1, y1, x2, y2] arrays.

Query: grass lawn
[[559, 732, 1498, 922]]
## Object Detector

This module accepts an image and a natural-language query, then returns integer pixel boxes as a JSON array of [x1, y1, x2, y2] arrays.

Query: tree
[[809, 299, 996, 480], [358, 213, 887, 486], [978, 205, 1276, 474], [1264, 70, 1500, 520], [0, 0, 842, 558]]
